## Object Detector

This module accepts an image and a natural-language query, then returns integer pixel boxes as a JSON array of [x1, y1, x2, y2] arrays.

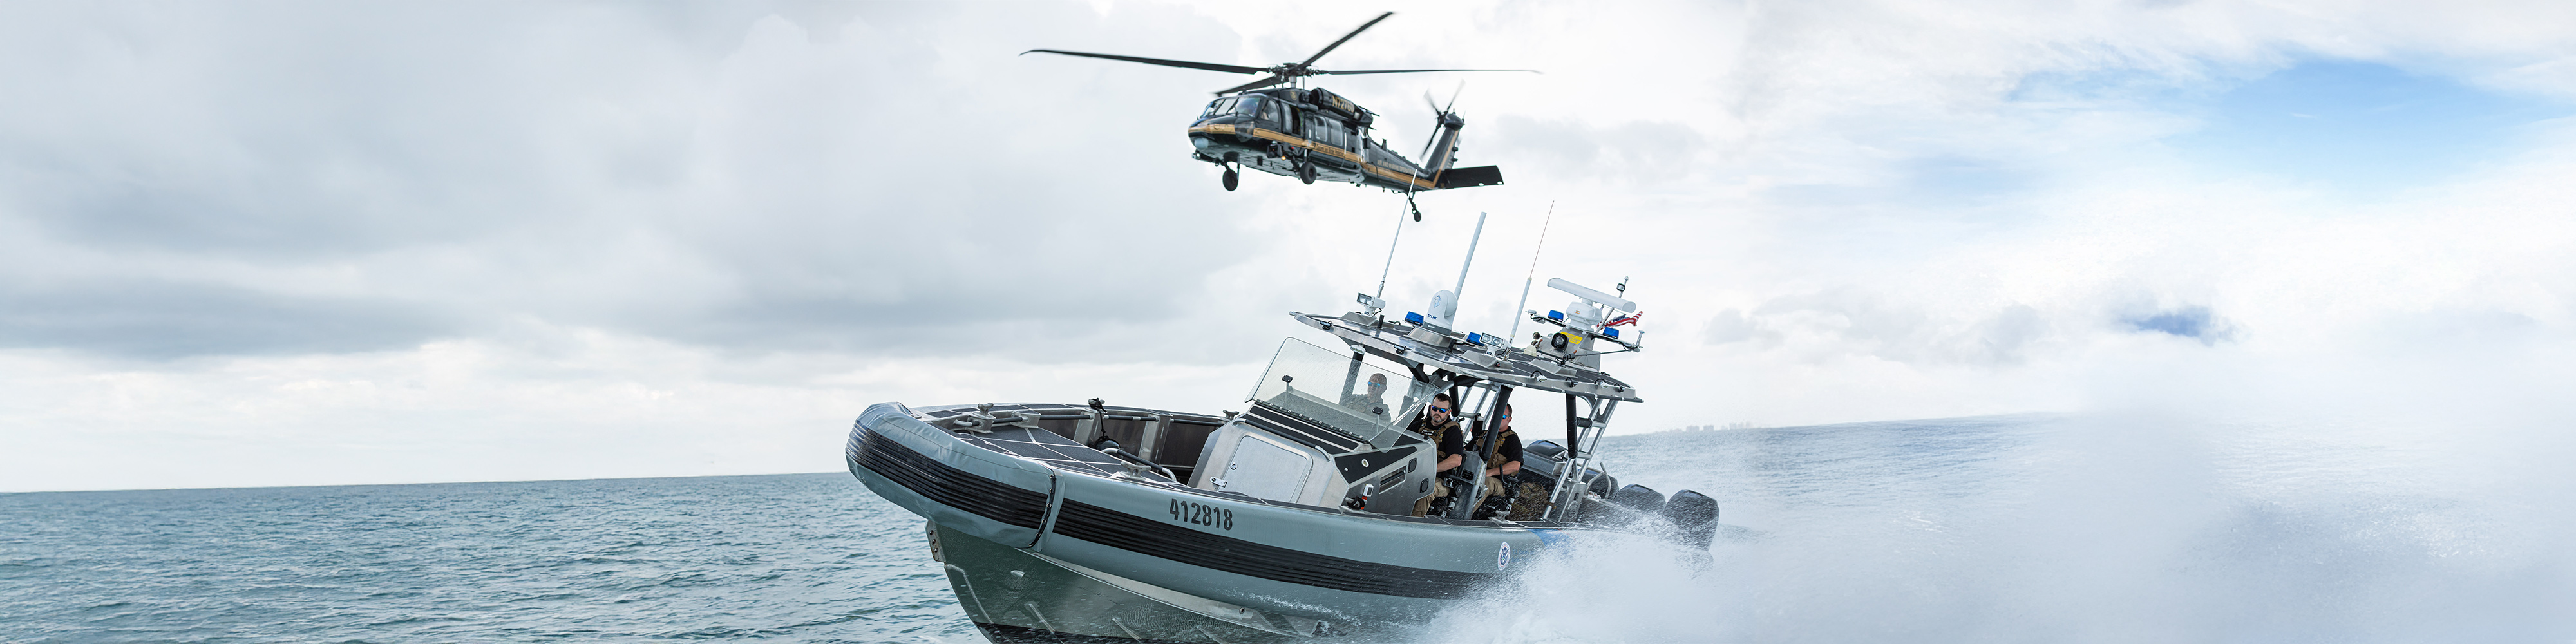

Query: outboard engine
[[1663, 489, 1720, 551], [1611, 484, 1665, 515]]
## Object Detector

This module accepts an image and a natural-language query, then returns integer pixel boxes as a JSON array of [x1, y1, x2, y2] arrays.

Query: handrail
[[1097, 446, 1177, 480]]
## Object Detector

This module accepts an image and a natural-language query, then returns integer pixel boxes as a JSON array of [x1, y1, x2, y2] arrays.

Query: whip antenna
[[1506, 202, 1555, 344], [1452, 212, 1488, 311], [1369, 198, 1410, 308]]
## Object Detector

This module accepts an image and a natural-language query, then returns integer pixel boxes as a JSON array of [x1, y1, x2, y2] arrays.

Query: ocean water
[[0, 473, 975, 643], [6, 414, 2570, 642]]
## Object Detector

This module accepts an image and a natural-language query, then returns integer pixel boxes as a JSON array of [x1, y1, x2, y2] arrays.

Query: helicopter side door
[[1354, 122, 1370, 168], [1281, 104, 1311, 171]]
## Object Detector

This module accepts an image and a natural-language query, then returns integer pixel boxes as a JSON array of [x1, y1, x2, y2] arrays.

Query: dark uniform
[[1408, 413, 1463, 516], [1465, 425, 1535, 519], [1338, 390, 1391, 421]]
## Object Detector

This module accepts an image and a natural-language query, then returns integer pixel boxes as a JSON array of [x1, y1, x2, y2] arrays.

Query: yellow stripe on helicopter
[[1186, 126, 1439, 189]]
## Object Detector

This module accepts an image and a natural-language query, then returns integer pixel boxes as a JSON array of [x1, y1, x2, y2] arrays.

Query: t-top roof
[[1291, 311, 1643, 403]]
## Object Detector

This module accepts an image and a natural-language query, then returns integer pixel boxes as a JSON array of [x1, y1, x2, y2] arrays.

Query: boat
[[846, 261, 1717, 642]]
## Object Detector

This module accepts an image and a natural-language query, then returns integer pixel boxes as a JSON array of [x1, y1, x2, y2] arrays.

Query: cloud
[[5, 0, 2576, 488], [1482, 117, 1710, 186], [2164, 60, 2574, 193], [0, 278, 455, 359], [2120, 305, 2235, 345], [0, 1, 1262, 360], [1699, 291, 2056, 367]]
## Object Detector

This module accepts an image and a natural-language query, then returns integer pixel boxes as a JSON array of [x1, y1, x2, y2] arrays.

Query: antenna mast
[[1370, 199, 1410, 306], [1452, 212, 1487, 312], [1506, 202, 1555, 343]]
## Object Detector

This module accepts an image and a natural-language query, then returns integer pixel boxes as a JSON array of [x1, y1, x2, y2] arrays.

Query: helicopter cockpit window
[[1200, 97, 1238, 120], [1234, 95, 1264, 117]]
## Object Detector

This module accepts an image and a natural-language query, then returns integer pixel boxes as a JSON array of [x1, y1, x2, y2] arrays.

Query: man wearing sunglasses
[[1340, 373, 1392, 419], [1408, 392, 1465, 517], [1468, 403, 1539, 520]]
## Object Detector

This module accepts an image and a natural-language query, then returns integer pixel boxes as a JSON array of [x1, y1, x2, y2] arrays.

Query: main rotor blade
[[1021, 49, 1269, 75], [1214, 75, 1289, 95], [1314, 68, 1540, 75], [1302, 11, 1396, 67]]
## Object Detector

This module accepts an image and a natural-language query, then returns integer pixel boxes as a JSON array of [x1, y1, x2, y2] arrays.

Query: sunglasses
[[1430, 406, 1450, 413]]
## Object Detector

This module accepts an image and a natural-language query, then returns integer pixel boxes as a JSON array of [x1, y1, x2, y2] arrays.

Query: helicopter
[[1025, 12, 1531, 196]]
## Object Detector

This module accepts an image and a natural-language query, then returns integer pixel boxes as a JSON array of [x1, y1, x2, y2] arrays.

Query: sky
[[3, 0, 2572, 492]]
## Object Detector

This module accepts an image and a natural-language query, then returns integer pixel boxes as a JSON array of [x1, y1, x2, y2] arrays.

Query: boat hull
[[934, 521, 1331, 643], [848, 402, 1561, 641]]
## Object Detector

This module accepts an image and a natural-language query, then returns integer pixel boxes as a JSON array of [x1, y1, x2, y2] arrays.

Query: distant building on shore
[[1669, 422, 1759, 433]]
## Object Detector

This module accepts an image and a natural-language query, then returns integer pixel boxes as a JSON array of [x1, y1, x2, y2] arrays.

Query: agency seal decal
[[1496, 542, 1512, 571]]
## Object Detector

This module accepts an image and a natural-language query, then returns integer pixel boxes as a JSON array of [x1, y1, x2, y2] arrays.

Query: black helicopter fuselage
[[1186, 88, 1502, 193]]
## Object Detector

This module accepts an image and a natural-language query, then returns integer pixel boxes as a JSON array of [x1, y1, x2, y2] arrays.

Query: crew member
[[1467, 403, 1543, 520], [1341, 373, 1392, 419], [1409, 392, 1463, 516]]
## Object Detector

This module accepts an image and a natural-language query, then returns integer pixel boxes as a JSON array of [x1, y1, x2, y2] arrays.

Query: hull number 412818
[[1170, 498, 1233, 531]]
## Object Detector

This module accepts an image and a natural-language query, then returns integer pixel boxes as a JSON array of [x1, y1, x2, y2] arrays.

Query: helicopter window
[[1200, 97, 1238, 120], [1233, 95, 1263, 116]]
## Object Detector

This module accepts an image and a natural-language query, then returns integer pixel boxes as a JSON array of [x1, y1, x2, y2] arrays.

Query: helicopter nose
[[1191, 137, 1212, 150]]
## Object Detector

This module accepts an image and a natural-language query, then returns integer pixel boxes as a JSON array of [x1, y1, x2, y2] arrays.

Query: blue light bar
[[1405, 312, 1425, 324], [1602, 327, 1620, 339], [1466, 332, 1485, 345], [1547, 310, 1564, 321]]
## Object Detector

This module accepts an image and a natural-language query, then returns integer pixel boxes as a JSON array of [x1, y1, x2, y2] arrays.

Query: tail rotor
[[1416, 82, 1466, 160], [1414, 81, 1471, 182]]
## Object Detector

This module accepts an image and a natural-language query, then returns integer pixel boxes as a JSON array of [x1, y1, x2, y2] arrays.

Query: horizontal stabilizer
[[1434, 165, 1504, 189]]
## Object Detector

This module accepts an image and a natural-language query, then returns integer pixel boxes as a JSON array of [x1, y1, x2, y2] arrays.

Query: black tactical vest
[[1421, 417, 1458, 442], [1468, 428, 1516, 460]]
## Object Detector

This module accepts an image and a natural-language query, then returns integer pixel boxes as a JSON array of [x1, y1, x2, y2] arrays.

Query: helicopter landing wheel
[[1297, 162, 1317, 185], [1222, 167, 1240, 191]]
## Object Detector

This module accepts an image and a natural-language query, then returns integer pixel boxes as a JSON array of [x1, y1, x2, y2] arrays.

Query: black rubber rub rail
[[855, 428, 1050, 529], [1051, 499, 1495, 599]]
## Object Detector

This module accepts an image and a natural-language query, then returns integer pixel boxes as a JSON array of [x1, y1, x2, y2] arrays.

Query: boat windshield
[[1246, 337, 1432, 439]]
